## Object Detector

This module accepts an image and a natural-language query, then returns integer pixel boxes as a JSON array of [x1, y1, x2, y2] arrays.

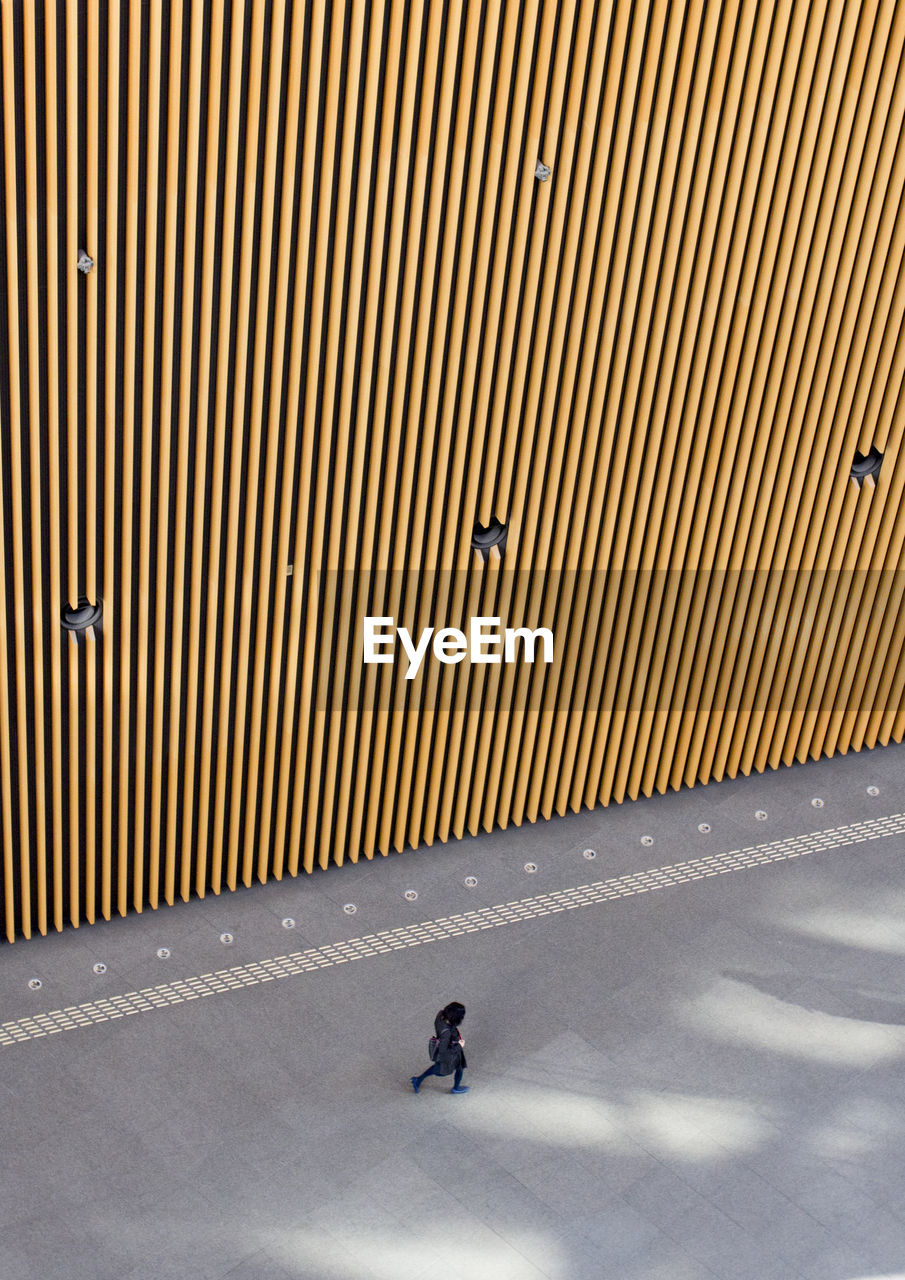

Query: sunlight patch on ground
[[844, 1273, 905, 1279], [685, 980, 905, 1065], [780, 904, 905, 954], [628, 1090, 765, 1157], [452, 1083, 765, 1159], [272, 1228, 564, 1280]]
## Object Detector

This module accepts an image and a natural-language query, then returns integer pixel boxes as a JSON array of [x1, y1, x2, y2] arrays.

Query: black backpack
[[429, 1018, 459, 1061]]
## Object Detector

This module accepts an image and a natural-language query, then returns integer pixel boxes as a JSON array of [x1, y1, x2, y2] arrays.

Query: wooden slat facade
[[1, 0, 904, 941]]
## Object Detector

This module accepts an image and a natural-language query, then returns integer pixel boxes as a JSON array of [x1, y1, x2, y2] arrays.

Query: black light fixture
[[61, 599, 102, 633], [472, 516, 507, 562], [850, 446, 883, 487]]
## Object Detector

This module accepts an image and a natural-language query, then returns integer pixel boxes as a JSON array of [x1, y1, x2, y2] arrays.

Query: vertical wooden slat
[[209, 0, 268, 892], [20, 0, 50, 933], [231, 0, 289, 889], [116, 0, 141, 915], [253, 0, 313, 884], [40, 0, 65, 933], [182, 0, 229, 899], [100, 0, 121, 921], [1, 0, 34, 939], [147, 0, 182, 907], [268, 0, 333, 881], [0, 26, 16, 940], [0, 474, 14, 941], [82, 0, 101, 923], [168, 0, 207, 904], [130, 0, 164, 909]]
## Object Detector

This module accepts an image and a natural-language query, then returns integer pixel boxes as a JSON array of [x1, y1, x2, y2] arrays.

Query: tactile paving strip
[[2, 811, 903, 1048]]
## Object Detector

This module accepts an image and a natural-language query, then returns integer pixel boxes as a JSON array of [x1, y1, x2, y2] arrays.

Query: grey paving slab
[[568, 1236, 724, 1280], [354, 1154, 452, 1219], [794, 1241, 888, 1280], [2, 740, 905, 1279], [0, 1211, 133, 1280], [222, 1252, 294, 1280], [660, 1161, 844, 1271], [620, 1166, 802, 1280], [565, 1196, 683, 1266], [513, 1154, 629, 1220], [110, 1188, 246, 1278], [569, 1135, 666, 1197]]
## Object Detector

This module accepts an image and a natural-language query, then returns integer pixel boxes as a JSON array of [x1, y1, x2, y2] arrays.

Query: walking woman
[[411, 1001, 469, 1094]]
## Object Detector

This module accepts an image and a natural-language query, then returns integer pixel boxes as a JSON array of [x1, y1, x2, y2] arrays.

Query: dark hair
[[441, 1001, 465, 1026]]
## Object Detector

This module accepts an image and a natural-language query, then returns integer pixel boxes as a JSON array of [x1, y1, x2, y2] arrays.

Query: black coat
[[433, 1011, 467, 1076]]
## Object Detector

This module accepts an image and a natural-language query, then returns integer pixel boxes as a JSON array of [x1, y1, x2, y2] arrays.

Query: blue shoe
[[411, 1077, 421, 1093], [450, 1085, 470, 1094]]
